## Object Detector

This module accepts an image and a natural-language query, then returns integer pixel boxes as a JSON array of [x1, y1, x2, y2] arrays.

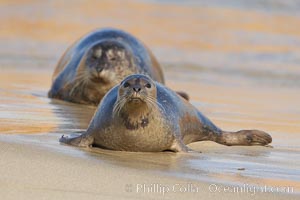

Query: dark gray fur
[[48, 28, 165, 105]]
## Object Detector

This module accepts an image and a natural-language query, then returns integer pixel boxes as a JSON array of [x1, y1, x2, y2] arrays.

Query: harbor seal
[[59, 74, 272, 152], [48, 28, 188, 106]]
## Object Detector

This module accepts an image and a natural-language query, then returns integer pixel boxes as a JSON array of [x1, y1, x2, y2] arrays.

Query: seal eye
[[92, 55, 98, 60], [92, 48, 102, 59], [123, 82, 130, 88], [145, 83, 151, 89]]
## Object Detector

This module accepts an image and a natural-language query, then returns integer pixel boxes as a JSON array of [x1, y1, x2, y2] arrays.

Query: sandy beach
[[0, 133, 298, 200], [1, 0, 300, 199]]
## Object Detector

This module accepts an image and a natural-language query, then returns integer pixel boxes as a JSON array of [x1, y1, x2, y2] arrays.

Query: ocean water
[[0, 0, 299, 194]]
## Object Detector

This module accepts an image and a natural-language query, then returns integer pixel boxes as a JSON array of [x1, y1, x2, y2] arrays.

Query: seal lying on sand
[[48, 28, 188, 106], [59, 74, 272, 152]]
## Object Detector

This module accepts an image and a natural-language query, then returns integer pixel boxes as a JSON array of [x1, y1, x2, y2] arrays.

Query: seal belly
[[93, 113, 174, 152]]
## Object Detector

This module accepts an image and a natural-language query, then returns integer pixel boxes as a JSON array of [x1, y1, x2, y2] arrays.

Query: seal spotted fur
[[49, 28, 189, 106], [59, 74, 272, 152]]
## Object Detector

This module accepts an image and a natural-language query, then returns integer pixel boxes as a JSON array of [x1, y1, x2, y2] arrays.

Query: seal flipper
[[169, 140, 196, 153], [59, 132, 94, 147], [216, 130, 272, 146], [176, 91, 189, 101]]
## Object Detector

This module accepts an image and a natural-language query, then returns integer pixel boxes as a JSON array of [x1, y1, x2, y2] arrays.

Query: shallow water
[[0, 0, 300, 195]]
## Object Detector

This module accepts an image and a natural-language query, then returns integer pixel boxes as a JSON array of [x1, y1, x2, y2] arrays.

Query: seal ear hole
[[123, 82, 130, 88], [145, 83, 151, 89]]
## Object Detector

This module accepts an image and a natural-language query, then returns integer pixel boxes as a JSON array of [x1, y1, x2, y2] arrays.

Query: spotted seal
[[59, 74, 272, 152], [49, 28, 189, 106]]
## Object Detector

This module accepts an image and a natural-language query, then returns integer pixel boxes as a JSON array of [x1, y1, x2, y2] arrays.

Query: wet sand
[[0, 134, 298, 200], [0, 0, 300, 199]]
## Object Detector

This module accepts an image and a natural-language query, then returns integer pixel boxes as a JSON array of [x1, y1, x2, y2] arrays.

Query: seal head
[[48, 28, 167, 106], [113, 75, 157, 130], [80, 40, 134, 85], [64, 40, 137, 105], [49, 28, 189, 106]]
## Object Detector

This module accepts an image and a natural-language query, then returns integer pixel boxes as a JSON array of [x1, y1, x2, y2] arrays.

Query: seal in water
[[59, 74, 272, 152], [48, 28, 188, 106]]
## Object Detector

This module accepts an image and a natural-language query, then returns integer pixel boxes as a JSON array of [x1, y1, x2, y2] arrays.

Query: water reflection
[[49, 99, 95, 132]]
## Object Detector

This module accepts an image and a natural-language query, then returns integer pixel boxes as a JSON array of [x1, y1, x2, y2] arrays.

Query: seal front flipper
[[59, 132, 94, 147], [169, 139, 197, 153], [216, 130, 272, 146], [176, 91, 190, 101]]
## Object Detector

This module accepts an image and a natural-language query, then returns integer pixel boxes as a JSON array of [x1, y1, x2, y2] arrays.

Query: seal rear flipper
[[216, 130, 272, 146], [59, 133, 94, 147]]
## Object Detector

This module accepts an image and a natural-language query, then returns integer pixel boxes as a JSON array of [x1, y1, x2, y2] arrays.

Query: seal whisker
[[69, 78, 85, 97], [113, 101, 121, 116], [116, 101, 126, 116], [113, 95, 127, 116], [145, 97, 156, 110], [71, 71, 91, 97], [63, 72, 87, 95], [69, 79, 81, 95], [147, 96, 164, 113]]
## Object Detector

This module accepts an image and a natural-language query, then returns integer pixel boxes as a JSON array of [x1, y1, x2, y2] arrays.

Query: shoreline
[[0, 66, 299, 199]]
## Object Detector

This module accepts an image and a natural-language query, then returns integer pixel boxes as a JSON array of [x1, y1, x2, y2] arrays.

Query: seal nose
[[96, 67, 103, 73], [133, 86, 141, 92]]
